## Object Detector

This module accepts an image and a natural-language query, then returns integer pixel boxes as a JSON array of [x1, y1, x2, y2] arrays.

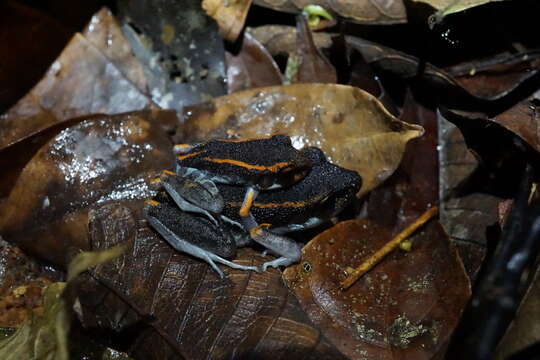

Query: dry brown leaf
[[283, 219, 471, 359], [254, 0, 406, 24], [180, 83, 423, 196], [202, 0, 253, 41], [0, 29, 151, 150], [82, 7, 149, 94]]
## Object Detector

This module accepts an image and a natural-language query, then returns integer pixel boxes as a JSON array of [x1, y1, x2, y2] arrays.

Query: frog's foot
[[160, 169, 223, 225], [249, 224, 302, 272]]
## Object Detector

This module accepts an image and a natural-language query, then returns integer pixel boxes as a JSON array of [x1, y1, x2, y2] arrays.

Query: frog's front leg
[[160, 168, 223, 225], [239, 186, 259, 221], [249, 223, 302, 271]]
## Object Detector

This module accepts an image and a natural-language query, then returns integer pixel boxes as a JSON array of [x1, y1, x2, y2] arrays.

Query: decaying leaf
[[438, 113, 501, 278], [203, 0, 253, 41], [0, 112, 175, 266], [446, 51, 540, 100], [0, 246, 124, 360], [225, 32, 283, 93], [368, 91, 438, 231], [180, 83, 424, 196], [0, 31, 151, 150], [76, 203, 346, 359], [82, 7, 149, 94], [117, 0, 227, 110], [283, 219, 471, 359], [254, 0, 407, 24], [294, 15, 337, 84]]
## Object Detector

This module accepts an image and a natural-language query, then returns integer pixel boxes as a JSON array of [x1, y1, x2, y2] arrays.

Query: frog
[[144, 136, 361, 276], [173, 134, 313, 224]]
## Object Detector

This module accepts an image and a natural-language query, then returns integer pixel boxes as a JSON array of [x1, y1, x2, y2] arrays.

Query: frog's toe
[[261, 257, 295, 272], [207, 254, 260, 273]]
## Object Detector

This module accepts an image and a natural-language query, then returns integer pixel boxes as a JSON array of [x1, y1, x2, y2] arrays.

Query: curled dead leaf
[[180, 83, 424, 196], [283, 219, 471, 359]]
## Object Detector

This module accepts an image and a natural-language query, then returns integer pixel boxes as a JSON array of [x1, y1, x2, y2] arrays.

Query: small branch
[[340, 206, 439, 290]]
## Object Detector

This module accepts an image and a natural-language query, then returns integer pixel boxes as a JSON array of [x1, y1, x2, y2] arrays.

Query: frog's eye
[[302, 262, 312, 273]]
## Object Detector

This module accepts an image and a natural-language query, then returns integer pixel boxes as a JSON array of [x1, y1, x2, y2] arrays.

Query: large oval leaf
[[181, 83, 423, 196], [283, 219, 471, 359]]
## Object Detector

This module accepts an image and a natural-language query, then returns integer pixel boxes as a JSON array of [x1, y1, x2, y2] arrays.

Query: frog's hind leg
[[144, 200, 259, 278], [248, 224, 302, 272]]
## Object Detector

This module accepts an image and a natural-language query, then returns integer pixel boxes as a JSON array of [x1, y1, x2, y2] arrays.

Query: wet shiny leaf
[[76, 203, 346, 360], [180, 83, 424, 196], [0, 112, 175, 266], [254, 0, 407, 24], [225, 32, 283, 93], [203, 0, 253, 41], [283, 219, 471, 359]]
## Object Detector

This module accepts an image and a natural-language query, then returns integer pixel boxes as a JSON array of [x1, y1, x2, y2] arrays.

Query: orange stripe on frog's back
[[202, 157, 291, 172]]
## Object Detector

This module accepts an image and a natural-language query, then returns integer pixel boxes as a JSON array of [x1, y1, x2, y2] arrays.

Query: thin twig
[[340, 206, 439, 290]]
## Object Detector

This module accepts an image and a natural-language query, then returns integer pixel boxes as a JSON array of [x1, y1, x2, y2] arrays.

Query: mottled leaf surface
[[283, 219, 471, 359], [180, 83, 423, 196]]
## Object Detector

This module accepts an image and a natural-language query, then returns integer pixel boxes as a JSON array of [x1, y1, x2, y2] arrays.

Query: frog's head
[[300, 147, 362, 218]]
